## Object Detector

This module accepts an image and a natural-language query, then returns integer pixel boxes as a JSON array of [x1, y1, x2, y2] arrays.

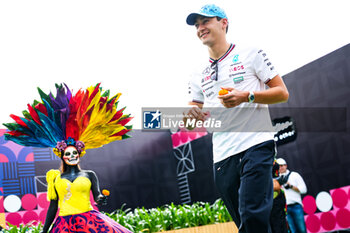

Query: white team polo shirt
[[188, 44, 278, 163]]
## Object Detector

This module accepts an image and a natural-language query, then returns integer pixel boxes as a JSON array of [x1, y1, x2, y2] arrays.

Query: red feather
[[27, 104, 42, 126], [99, 96, 107, 110], [88, 83, 101, 104], [109, 107, 125, 123], [77, 90, 91, 121], [65, 120, 79, 139], [10, 114, 28, 128], [117, 117, 133, 126], [111, 128, 131, 137], [35, 103, 48, 116], [65, 95, 80, 139], [106, 97, 116, 112], [73, 89, 85, 120], [80, 107, 94, 133], [8, 131, 28, 136]]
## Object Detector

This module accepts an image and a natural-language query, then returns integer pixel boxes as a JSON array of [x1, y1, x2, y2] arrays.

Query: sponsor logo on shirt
[[232, 54, 239, 63], [229, 64, 246, 78], [202, 67, 211, 75], [263, 56, 274, 70], [231, 61, 242, 66], [233, 76, 244, 84], [229, 65, 244, 73], [201, 76, 211, 83], [205, 91, 215, 98], [202, 83, 215, 98], [229, 72, 245, 78], [258, 49, 266, 57], [201, 66, 214, 83], [202, 85, 214, 93], [201, 80, 213, 87]]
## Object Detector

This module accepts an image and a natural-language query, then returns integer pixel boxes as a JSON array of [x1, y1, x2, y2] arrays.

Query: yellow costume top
[[46, 169, 93, 216]]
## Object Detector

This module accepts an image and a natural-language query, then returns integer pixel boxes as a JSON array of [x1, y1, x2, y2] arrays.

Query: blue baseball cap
[[186, 4, 227, 26]]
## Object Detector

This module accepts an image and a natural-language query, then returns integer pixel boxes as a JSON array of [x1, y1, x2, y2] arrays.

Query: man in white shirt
[[185, 4, 289, 233], [277, 158, 307, 233]]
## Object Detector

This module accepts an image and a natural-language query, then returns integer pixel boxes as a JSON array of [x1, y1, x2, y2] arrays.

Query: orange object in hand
[[218, 89, 229, 95], [102, 189, 110, 196]]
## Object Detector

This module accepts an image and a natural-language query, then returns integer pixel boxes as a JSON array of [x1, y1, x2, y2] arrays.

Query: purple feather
[[48, 84, 71, 137], [64, 83, 72, 101]]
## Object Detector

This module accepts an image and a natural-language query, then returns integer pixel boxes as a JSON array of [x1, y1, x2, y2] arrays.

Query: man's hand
[[217, 87, 249, 108], [183, 105, 207, 130], [284, 182, 293, 190], [277, 175, 288, 185]]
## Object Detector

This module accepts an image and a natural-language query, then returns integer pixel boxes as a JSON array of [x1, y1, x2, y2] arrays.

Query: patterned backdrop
[[0, 128, 48, 226]]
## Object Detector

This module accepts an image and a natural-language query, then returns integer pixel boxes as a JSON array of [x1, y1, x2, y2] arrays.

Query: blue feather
[[5, 134, 49, 148], [42, 99, 55, 122], [37, 111, 64, 143], [21, 118, 56, 147]]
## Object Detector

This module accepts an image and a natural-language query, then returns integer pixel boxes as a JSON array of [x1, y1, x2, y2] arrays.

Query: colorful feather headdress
[[3, 83, 132, 157]]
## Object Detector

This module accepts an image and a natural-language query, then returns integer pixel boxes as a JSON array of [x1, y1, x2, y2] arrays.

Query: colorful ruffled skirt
[[50, 210, 132, 233]]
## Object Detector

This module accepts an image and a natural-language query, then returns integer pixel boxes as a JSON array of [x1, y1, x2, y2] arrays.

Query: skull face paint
[[62, 146, 80, 166]]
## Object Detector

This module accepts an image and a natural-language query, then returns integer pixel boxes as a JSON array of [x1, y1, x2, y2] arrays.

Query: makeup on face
[[63, 146, 80, 166]]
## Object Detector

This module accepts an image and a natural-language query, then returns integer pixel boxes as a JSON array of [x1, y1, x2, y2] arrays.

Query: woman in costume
[[3, 83, 133, 233]]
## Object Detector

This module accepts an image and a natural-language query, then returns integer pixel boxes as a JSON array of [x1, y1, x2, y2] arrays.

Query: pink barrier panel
[[4, 192, 46, 227], [171, 130, 207, 148], [3, 192, 99, 227], [304, 185, 350, 233]]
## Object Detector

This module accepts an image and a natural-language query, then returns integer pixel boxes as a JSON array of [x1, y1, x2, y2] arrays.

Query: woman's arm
[[88, 170, 107, 205], [41, 169, 60, 233], [41, 199, 58, 233]]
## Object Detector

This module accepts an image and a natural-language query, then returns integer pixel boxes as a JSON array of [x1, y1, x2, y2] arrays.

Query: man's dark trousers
[[214, 140, 275, 233]]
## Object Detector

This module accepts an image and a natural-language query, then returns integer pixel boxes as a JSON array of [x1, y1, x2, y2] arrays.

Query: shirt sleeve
[[253, 48, 279, 84], [293, 172, 307, 194], [188, 74, 204, 104], [46, 169, 60, 201]]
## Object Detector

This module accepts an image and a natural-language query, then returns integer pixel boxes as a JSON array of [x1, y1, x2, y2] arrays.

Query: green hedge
[[2, 199, 232, 233]]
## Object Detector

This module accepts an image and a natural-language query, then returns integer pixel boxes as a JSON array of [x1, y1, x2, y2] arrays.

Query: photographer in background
[[277, 158, 307, 233]]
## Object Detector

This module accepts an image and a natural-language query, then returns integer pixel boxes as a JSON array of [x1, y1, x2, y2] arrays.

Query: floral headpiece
[[3, 83, 132, 157], [53, 137, 86, 157]]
